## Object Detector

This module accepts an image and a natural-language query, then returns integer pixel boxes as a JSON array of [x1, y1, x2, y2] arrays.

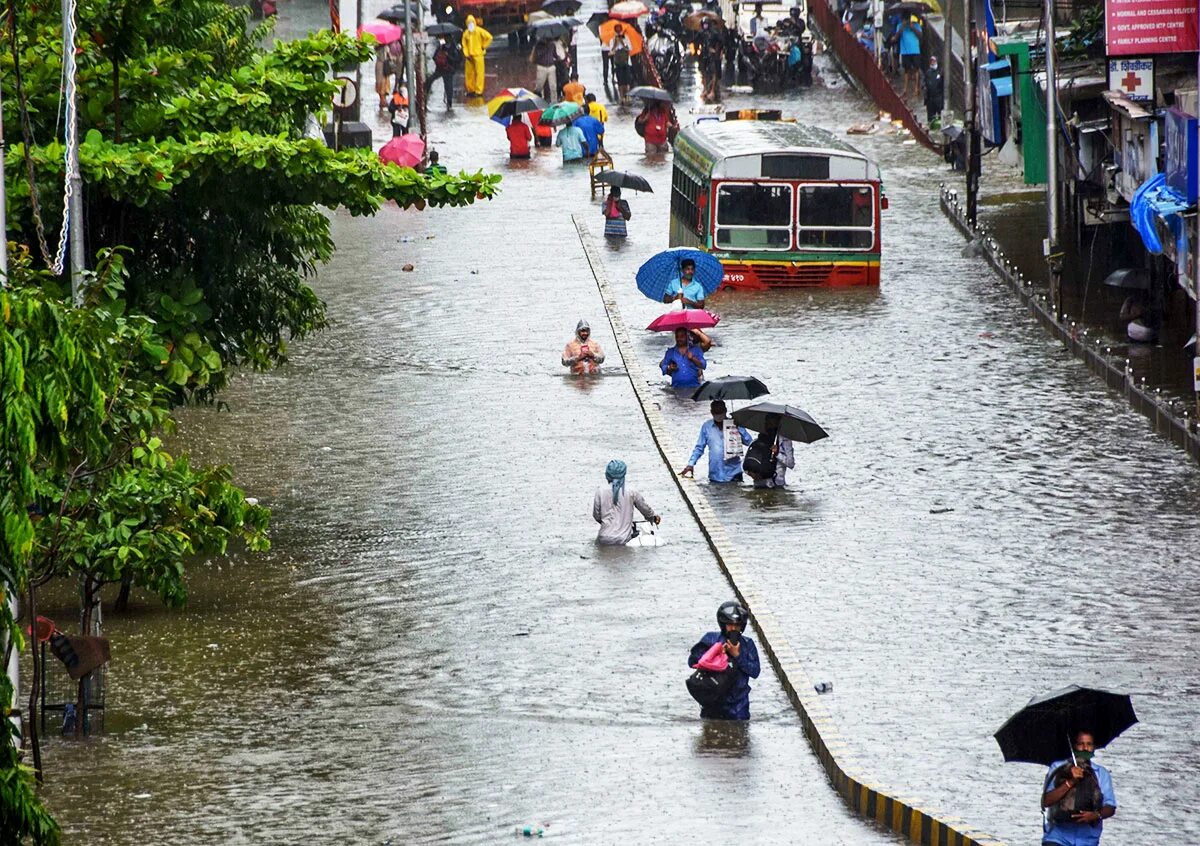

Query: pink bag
[[693, 641, 728, 672]]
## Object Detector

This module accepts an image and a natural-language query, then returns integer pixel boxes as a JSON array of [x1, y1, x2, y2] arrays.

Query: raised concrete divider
[[573, 214, 1005, 846]]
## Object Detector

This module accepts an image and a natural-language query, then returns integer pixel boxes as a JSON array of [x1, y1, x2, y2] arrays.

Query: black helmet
[[717, 601, 748, 632]]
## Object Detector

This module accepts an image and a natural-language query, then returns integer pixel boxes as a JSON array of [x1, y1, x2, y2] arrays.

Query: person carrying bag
[[602, 187, 632, 239]]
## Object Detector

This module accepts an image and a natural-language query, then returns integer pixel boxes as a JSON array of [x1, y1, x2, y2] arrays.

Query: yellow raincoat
[[461, 15, 493, 95]]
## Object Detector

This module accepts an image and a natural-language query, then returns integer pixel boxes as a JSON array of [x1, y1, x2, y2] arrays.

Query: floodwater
[[28, 1, 1200, 844]]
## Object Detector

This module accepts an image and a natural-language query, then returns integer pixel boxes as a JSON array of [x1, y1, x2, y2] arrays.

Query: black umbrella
[[1101, 268, 1151, 291], [586, 10, 611, 39], [885, 1, 932, 15], [994, 685, 1137, 766], [629, 85, 672, 102], [494, 95, 549, 120], [542, 0, 582, 15], [426, 22, 463, 36], [595, 170, 653, 192], [377, 6, 407, 24], [732, 402, 828, 444], [529, 17, 576, 39], [691, 376, 769, 402]]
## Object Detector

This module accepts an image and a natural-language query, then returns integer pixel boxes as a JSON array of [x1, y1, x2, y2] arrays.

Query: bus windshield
[[715, 183, 792, 250], [796, 185, 875, 249]]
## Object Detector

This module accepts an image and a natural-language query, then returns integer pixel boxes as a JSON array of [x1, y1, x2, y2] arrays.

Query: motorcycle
[[647, 27, 684, 89]]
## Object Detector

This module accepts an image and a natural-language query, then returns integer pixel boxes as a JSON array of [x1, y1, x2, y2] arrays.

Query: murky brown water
[[26, 2, 1200, 843]]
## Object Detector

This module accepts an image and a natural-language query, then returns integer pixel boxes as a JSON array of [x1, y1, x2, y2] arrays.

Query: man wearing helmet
[[687, 601, 761, 719]]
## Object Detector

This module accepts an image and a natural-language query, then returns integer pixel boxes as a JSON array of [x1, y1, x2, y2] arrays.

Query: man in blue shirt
[[659, 328, 706, 388], [662, 259, 707, 309], [1041, 731, 1117, 846], [572, 114, 605, 157], [681, 400, 752, 483], [688, 601, 760, 720], [897, 15, 923, 98]]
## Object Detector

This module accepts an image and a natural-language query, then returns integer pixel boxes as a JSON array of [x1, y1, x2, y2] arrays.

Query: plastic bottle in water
[[516, 825, 544, 838]]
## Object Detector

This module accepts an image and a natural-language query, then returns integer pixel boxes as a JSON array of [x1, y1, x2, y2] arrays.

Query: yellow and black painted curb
[[573, 215, 1006, 846]]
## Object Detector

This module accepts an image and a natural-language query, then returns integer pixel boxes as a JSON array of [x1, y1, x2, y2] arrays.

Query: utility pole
[[63, 0, 85, 305], [964, 0, 979, 226], [404, 0, 417, 132], [1044, 0, 1062, 321], [942, 0, 952, 113]]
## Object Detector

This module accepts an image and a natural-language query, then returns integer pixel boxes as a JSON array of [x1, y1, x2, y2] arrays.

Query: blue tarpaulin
[[1130, 173, 1189, 256]]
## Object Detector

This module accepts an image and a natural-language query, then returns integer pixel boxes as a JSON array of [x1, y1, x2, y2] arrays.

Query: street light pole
[[1044, 1, 1062, 321], [942, 0, 952, 113], [63, 0, 85, 305], [404, 0, 417, 133]]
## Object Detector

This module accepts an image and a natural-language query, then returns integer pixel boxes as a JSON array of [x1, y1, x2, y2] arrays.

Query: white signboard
[[1108, 57, 1155, 102], [723, 419, 744, 461]]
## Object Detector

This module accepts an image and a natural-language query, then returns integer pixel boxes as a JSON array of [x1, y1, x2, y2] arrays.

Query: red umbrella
[[379, 134, 425, 168], [646, 310, 720, 332]]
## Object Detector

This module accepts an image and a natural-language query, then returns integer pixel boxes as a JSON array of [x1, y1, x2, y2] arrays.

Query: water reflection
[[694, 719, 752, 758]]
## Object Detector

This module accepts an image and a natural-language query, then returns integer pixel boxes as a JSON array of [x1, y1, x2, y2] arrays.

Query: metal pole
[[403, 0, 417, 132], [1194, 46, 1200, 420], [942, 0, 952, 112], [63, 0, 85, 305], [1044, 1, 1062, 321], [964, 0, 979, 226]]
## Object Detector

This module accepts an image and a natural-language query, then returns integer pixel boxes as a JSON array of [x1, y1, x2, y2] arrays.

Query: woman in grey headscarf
[[592, 459, 660, 545], [562, 319, 606, 375]]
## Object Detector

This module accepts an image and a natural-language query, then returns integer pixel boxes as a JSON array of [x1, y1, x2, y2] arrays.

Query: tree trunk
[[26, 584, 42, 780], [114, 571, 132, 613]]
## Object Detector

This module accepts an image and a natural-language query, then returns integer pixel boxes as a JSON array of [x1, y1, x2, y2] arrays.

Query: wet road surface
[[30, 2, 1200, 843]]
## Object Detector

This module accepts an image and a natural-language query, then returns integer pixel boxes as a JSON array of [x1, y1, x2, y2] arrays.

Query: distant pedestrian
[[387, 86, 409, 137], [426, 150, 447, 175], [698, 18, 723, 103], [602, 186, 632, 238], [563, 71, 587, 104], [426, 36, 460, 108], [586, 92, 609, 125], [749, 3, 767, 36], [680, 400, 751, 482], [688, 601, 760, 720], [660, 327, 706, 388], [1041, 730, 1117, 846], [531, 36, 559, 100], [607, 23, 634, 105], [573, 113, 605, 157], [555, 121, 586, 163], [898, 15, 923, 98], [593, 459, 660, 545], [506, 114, 532, 159], [461, 15, 493, 96], [923, 56, 944, 127], [562, 319, 605, 374], [662, 258, 706, 309]]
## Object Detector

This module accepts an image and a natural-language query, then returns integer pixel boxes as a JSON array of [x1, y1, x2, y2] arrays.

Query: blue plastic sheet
[[1130, 173, 1189, 256]]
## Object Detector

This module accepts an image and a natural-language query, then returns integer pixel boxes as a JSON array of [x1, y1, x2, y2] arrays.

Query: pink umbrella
[[379, 134, 425, 168], [359, 21, 405, 44], [646, 310, 720, 332], [608, 0, 648, 19]]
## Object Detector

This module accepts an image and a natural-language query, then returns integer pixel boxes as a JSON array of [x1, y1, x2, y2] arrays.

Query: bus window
[[715, 183, 792, 250], [795, 184, 875, 250]]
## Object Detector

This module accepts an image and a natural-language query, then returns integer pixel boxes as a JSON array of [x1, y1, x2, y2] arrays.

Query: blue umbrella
[[635, 248, 724, 303]]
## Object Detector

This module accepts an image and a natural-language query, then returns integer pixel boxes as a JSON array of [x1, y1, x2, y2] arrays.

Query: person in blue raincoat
[[688, 601, 760, 720], [680, 400, 752, 482]]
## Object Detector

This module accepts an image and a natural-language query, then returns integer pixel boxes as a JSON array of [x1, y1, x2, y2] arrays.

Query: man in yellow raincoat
[[461, 15, 492, 96]]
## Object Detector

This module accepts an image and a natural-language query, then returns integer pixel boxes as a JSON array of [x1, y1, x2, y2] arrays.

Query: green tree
[[2, 0, 500, 398]]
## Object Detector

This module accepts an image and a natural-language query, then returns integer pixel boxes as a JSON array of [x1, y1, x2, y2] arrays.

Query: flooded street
[[30, 1, 1200, 843]]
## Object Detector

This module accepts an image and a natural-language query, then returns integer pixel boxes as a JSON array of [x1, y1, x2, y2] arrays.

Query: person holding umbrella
[[660, 328, 706, 388], [745, 413, 794, 489], [994, 685, 1132, 846], [663, 259, 706, 309], [426, 35, 461, 108], [607, 23, 635, 105], [602, 186, 632, 238], [1041, 730, 1117, 844], [681, 400, 751, 482]]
